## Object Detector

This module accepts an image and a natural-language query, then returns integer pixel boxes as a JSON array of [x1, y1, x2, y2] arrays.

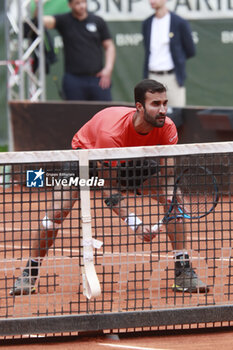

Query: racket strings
[[175, 169, 218, 218]]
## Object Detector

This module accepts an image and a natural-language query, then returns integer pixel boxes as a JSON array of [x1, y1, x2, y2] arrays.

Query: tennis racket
[[151, 165, 219, 234]]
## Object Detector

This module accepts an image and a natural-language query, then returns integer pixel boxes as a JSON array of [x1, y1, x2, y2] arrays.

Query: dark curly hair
[[134, 79, 166, 107]]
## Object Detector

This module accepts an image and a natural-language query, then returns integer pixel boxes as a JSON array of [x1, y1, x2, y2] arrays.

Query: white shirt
[[148, 13, 175, 72]]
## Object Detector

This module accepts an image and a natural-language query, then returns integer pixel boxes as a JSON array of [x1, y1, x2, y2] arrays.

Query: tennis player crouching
[[10, 79, 209, 296]]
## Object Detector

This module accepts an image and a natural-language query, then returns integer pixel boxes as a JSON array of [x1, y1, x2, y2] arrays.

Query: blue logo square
[[26, 169, 45, 187]]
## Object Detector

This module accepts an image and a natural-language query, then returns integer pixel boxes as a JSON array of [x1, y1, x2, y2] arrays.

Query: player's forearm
[[103, 190, 145, 234], [103, 190, 127, 218]]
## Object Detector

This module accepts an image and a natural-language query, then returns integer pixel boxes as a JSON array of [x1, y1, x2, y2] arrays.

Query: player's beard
[[143, 108, 166, 128]]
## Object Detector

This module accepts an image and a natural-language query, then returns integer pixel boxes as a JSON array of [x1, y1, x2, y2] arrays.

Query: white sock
[[174, 251, 189, 258]]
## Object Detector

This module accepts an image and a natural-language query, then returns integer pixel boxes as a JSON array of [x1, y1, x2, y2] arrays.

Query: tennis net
[[0, 142, 233, 336]]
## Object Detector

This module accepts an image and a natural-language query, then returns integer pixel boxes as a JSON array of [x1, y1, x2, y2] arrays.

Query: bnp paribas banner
[[41, 0, 233, 20], [37, 0, 233, 106]]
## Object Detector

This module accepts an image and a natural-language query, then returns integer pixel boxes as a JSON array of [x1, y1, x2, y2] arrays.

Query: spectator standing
[[142, 0, 195, 106], [37, 0, 116, 101]]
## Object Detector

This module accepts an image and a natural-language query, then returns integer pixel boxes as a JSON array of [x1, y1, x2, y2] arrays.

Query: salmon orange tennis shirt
[[72, 107, 178, 149]]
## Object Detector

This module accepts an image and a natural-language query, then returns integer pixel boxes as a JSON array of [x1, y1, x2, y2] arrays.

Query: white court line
[[0, 243, 205, 261], [0, 243, 232, 263], [0, 243, 77, 254], [98, 343, 165, 350]]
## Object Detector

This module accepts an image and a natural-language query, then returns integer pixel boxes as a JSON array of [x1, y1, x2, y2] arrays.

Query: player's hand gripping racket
[[151, 165, 219, 234]]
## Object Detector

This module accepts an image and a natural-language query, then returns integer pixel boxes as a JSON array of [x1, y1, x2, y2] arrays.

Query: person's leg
[[10, 181, 79, 296], [87, 76, 112, 101], [148, 72, 186, 107], [164, 74, 186, 107], [32, 185, 79, 258], [141, 162, 209, 293], [166, 221, 209, 293], [62, 73, 88, 100]]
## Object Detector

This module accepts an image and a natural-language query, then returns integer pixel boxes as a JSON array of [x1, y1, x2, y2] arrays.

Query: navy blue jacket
[[142, 12, 195, 86]]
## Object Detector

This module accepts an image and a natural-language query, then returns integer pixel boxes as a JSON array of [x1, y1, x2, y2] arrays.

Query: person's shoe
[[172, 254, 209, 293], [172, 266, 209, 293], [9, 270, 37, 296]]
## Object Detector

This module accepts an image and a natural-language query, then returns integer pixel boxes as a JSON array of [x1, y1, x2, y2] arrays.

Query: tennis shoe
[[9, 270, 37, 296], [172, 267, 209, 293], [172, 254, 209, 293]]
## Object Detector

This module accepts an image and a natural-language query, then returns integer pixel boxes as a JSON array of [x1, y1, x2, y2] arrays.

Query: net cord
[[1, 141, 233, 164]]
